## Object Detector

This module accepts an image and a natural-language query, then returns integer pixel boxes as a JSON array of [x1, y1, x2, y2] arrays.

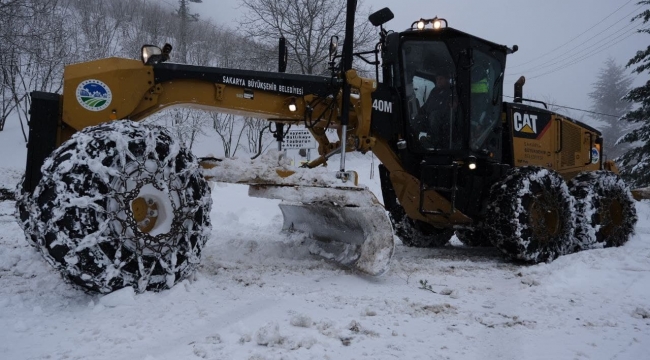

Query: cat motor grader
[[15, 2, 637, 293]]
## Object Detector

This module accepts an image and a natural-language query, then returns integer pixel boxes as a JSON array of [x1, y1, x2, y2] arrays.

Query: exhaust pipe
[[514, 76, 525, 103]]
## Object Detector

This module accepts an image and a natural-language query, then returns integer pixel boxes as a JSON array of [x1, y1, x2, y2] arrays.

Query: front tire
[[485, 166, 576, 263], [27, 121, 211, 293], [569, 171, 636, 250], [455, 221, 492, 247]]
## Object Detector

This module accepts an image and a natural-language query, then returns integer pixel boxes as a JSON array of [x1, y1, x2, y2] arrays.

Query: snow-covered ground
[[1, 116, 649, 360]]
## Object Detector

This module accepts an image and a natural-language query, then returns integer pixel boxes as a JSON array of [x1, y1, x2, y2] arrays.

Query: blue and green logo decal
[[76, 79, 112, 111], [591, 147, 600, 164]]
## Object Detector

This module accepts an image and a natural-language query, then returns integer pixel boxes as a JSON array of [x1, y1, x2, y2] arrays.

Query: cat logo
[[513, 112, 538, 134], [372, 99, 392, 113]]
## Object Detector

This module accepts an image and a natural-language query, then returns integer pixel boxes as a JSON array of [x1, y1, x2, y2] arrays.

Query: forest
[[0, 0, 297, 156]]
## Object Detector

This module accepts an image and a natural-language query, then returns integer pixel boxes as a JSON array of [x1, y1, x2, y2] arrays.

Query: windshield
[[402, 40, 462, 151]]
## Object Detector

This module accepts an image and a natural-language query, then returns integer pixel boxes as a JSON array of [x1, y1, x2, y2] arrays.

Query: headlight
[[141, 45, 162, 65], [467, 156, 477, 170], [411, 17, 448, 30], [288, 98, 297, 112]]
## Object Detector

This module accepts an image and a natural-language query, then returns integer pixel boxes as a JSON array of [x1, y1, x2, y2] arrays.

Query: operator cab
[[382, 18, 510, 162], [374, 13, 515, 217]]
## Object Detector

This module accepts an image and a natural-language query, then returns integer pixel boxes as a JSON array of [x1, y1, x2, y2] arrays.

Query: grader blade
[[201, 153, 395, 275], [249, 185, 395, 276]]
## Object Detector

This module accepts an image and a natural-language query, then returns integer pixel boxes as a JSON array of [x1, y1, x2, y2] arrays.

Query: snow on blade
[[202, 150, 395, 275], [202, 150, 367, 189], [250, 185, 395, 276]]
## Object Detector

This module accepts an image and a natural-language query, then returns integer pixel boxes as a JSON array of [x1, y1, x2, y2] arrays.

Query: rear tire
[[28, 121, 212, 293], [485, 166, 576, 263], [569, 171, 636, 249]]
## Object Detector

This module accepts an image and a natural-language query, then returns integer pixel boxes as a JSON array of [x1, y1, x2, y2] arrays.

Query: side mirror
[[141, 43, 171, 65], [141, 45, 162, 65], [369, 7, 394, 27]]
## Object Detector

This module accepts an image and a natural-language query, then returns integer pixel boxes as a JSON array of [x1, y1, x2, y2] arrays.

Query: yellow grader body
[[15, 4, 637, 293]]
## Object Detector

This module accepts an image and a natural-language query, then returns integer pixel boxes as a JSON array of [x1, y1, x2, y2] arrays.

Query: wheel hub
[[129, 183, 174, 236], [131, 196, 159, 233], [599, 198, 624, 237], [529, 193, 560, 243]]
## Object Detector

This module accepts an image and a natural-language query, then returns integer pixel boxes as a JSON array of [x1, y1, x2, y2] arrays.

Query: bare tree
[[0, 1, 20, 132], [1, 0, 77, 139], [0, 50, 20, 131], [172, 108, 211, 150], [144, 108, 211, 150], [120, 1, 171, 59], [0, 0, 42, 132], [0, 0, 279, 148], [240, 0, 375, 75], [73, 0, 125, 60], [244, 117, 274, 155], [174, 0, 203, 64], [185, 20, 222, 66], [211, 112, 247, 157]]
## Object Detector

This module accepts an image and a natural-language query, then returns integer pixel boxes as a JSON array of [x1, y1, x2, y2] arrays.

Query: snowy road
[[1, 167, 649, 360]]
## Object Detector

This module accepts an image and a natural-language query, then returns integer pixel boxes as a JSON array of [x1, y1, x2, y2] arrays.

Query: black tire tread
[[569, 170, 637, 249], [484, 166, 576, 263], [22, 121, 212, 293], [455, 223, 492, 247]]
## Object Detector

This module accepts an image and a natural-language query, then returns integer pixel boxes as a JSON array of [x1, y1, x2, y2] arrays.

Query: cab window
[[402, 40, 461, 151], [470, 50, 503, 152]]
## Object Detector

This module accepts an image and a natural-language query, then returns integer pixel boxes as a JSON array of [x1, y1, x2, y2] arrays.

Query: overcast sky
[[188, 0, 645, 121]]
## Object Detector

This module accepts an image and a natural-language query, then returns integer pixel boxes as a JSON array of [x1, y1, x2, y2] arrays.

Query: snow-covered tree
[[588, 57, 633, 160], [617, 1, 650, 187]]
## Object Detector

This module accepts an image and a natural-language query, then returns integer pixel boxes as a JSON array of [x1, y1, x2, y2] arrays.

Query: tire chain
[[17, 121, 211, 293]]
